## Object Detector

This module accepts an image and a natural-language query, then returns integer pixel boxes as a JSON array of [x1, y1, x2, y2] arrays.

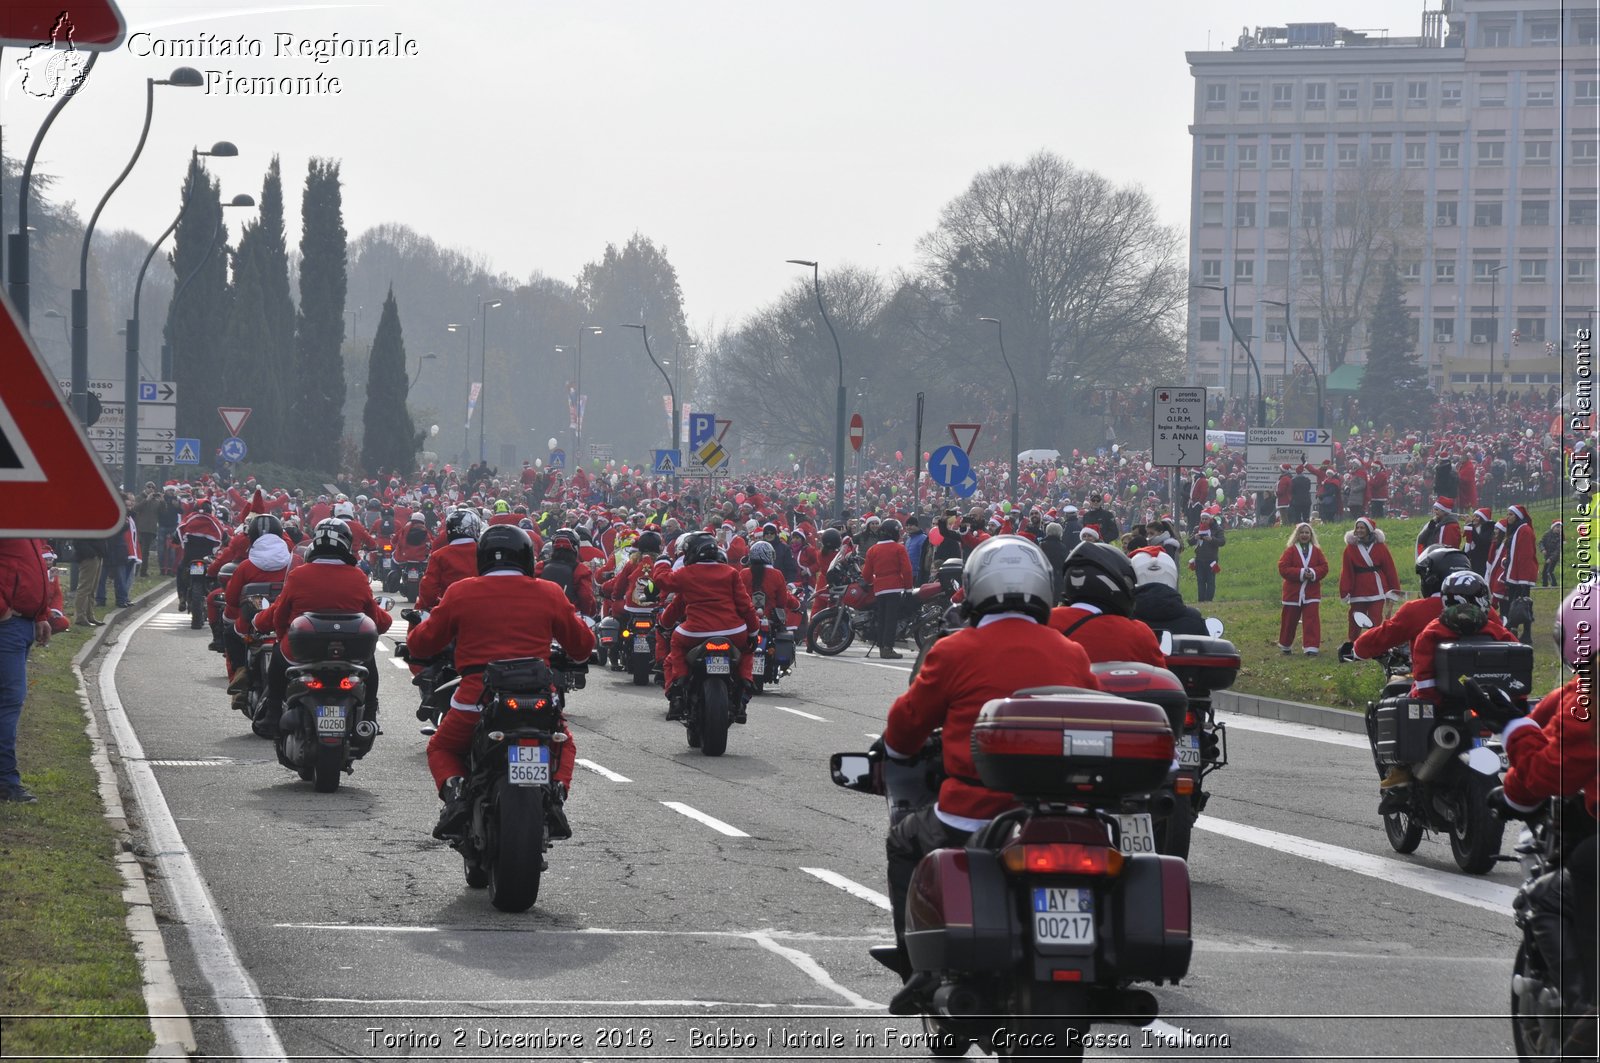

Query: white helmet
[[1131, 547, 1178, 591], [333, 501, 355, 520], [961, 535, 1055, 624]]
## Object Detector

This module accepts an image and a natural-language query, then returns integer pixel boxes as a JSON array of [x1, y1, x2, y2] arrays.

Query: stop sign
[[848, 412, 864, 451]]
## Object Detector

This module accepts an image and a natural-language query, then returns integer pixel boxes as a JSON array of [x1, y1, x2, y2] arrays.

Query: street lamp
[[1260, 300, 1324, 429], [42, 308, 70, 355], [979, 317, 1020, 510], [787, 259, 846, 520], [409, 352, 438, 391], [1193, 284, 1265, 427], [477, 298, 502, 462], [70, 66, 204, 434], [622, 323, 675, 450], [447, 322, 471, 463], [1486, 265, 1507, 426]]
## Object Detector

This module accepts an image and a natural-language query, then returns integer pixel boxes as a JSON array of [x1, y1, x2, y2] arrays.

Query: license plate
[[1177, 734, 1202, 768], [383, 558, 393, 569], [1032, 888, 1095, 945], [189, 562, 205, 574], [634, 636, 650, 651], [508, 744, 549, 786], [315, 705, 347, 734], [705, 655, 730, 675], [1116, 813, 1157, 855], [753, 655, 765, 672]]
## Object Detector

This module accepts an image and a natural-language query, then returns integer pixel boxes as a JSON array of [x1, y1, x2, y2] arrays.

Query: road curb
[[71, 577, 198, 1060], [1214, 689, 1366, 734]]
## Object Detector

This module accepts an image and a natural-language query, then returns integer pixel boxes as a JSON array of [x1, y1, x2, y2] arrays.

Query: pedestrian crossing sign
[[653, 448, 681, 475], [174, 437, 201, 465]]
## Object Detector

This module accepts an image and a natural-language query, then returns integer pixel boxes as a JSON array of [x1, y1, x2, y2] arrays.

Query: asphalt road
[[90, 590, 1526, 1061]]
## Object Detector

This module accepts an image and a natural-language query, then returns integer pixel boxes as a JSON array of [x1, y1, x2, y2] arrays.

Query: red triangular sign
[[0, 290, 123, 536], [218, 407, 252, 436], [948, 422, 982, 454]]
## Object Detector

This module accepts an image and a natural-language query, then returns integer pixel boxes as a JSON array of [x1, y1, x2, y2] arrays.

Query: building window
[[1272, 83, 1293, 108], [1575, 141, 1599, 165], [1405, 142, 1427, 167], [1442, 82, 1462, 106], [1199, 318, 1221, 342], [1471, 319, 1499, 344], [1206, 84, 1227, 109], [1270, 144, 1291, 168], [1402, 198, 1424, 226], [1200, 259, 1222, 283], [1204, 144, 1225, 168], [1526, 83, 1555, 107], [1439, 141, 1460, 166], [1305, 83, 1326, 110], [1401, 260, 1423, 282], [1479, 83, 1507, 107], [1301, 197, 1323, 225], [1337, 143, 1359, 167], [1473, 259, 1503, 281], [1571, 316, 1598, 337], [1266, 258, 1288, 286], [1433, 318, 1455, 342], [1522, 200, 1551, 225], [1578, 18, 1599, 45], [1572, 200, 1599, 225], [1570, 259, 1597, 281], [1478, 141, 1505, 166], [1304, 142, 1325, 165], [1473, 202, 1503, 227], [1436, 201, 1458, 226], [1524, 141, 1552, 165], [1236, 202, 1256, 227], [1301, 258, 1322, 281], [1516, 318, 1548, 342], [1334, 199, 1356, 226], [1578, 80, 1600, 103], [1337, 83, 1358, 108], [1528, 19, 1559, 44], [1238, 144, 1258, 166], [1267, 204, 1290, 228], [1480, 23, 1510, 47], [1239, 84, 1260, 109], [1373, 82, 1394, 106], [1407, 81, 1428, 107], [1370, 142, 1392, 164], [1520, 259, 1548, 282], [1201, 202, 1223, 226], [1436, 260, 1457, 283]]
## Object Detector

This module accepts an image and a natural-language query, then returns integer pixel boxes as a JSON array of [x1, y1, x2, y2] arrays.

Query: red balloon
[[895, 450, 904, 462], [923, 452, 931, 461], [735, 492, 746, 504]]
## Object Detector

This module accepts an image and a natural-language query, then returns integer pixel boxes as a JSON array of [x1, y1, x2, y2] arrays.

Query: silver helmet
[[961, 535, 1055, 624]]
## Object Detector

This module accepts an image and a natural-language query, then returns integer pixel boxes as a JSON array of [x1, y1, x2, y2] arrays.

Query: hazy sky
[[3, 0, 1426, 331]]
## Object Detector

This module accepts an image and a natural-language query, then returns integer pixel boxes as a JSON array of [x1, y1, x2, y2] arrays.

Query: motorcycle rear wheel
[[190, 592, 205, 630], [806, 608, 854, 656], [700, 680, 730, 757], [913, 607, 941, 651], [630, 652, 652, 686], [1449, 775, 1505, 874], [312, 742, 344, 793], [488, 779, 544, 912], [1157, 790, 1194, 860], [1383, 810, 1424, 853]]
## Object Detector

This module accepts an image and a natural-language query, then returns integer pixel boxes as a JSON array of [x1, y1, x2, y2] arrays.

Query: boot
[[433, 777, 469, 840], [1379, 766, 1413, 789], [546, 787, 573, 840], [734, 680, 753, 724], [666, 679, 686, 721], [227, 667, 249, 694], [879, 644, 903, 660], [252, 700, 282, 739]]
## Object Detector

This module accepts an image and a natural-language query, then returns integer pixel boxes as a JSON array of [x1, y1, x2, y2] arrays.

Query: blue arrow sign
[[688, 412, 716, 449], [548, 448, 565, 470], [220, 436, 247, 463], [653, 449, 681, 475], [953, 471, 978, 498], [928, 444, 971, 488], [173, 438, 201, 465]]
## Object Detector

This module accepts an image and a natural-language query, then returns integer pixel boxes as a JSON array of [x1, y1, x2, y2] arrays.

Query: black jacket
[[1039, 535, 1072, 603], [1082, 507, 1119, 542], [1187, 526, 1225, 565], [1133, 584, 1209, 637]]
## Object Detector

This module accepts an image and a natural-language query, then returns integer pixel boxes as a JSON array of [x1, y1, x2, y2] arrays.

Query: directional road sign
[[653, 449, 681, 476], [94, 401, 176, 430], [57, 377, 124, 397], [953, 472, 978, 499], [218, 407, 252, 436], [1244, 426, 1335, 491], [87, 426, 176, 441], [689, 412, 716, 449], [1151, 386, 1207, 467], [174, 438, 201, 465], [548, 448, 565, 471], [91, 438, 174, 465], [137, 380, 178, 403], [220, 436, 247, 463], [849, 412, 864, 451], [928, 444, 971, 488]]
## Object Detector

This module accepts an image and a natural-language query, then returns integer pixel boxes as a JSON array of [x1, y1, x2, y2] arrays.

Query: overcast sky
[[4, 0, 1424, 331]]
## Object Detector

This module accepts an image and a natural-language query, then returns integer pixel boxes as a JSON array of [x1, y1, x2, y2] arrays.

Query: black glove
[[1466, 679, 1527, 729], [1337, 641, 1357, 663], [1486, 786, 1538, 822], [393, 643, 409, 661], [401, 608, 421, 625]]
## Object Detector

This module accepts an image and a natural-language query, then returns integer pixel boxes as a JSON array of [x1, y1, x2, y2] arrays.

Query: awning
[[1326, 363, 1365, 391]]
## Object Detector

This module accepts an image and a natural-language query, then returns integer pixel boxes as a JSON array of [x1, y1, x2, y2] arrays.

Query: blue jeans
[[0, 615, 38, 789]]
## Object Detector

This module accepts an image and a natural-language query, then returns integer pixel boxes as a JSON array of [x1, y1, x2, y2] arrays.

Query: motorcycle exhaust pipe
[[355, 721, 379, 739], [1413, 723, 1462, 783], [1089, 987, 1159, 1025], [932, 982, 986, 1019], [1149, 791, 1176, 816]]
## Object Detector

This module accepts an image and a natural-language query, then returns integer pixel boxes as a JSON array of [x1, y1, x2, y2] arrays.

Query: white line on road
[[770, 705, 829, 722], [1218, 711, 1370, 750], [101, 594, 289, 1063], [661, 801, 750, 837], [268, 995, 873, 1009], [576, 758, 632, 782], [801, 867, 891, 910], [1196, 815, 1516, 915], [274, 925, 887, 942], [748, 931, 881, 1009]]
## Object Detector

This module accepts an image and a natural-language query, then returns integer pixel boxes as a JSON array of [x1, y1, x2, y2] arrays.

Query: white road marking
[[748, 931, 881, 1009], [770, 704, 828, 722], [1218, 711, 1369, 750], [576, 758, 632, 782], [660, 801, 750, 837], [801, 867, 892, 910], [388, 657, 410, 670], [274, 925, 885, 942], [269, 995, 872, 1009], [103, 594, 290, 1063], [1195, 816, 1516, 915]]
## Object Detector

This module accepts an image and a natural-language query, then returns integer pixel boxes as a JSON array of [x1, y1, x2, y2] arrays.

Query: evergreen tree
[[1358, 259, 1430, 433], [220, 229, 274, 456], [292, 158, 347, 469], [257, 157, 297, 459], [361, 286, 418, 476], [163, 160, 227, 456]]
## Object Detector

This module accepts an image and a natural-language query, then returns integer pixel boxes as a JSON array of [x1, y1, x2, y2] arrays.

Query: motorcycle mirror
[[829, 752, 876, 793], [375, 595, 396, 611], [1205, 617, 1224, 638], [1465, 745, 1502, 777], [1353, 613, 1375, 629], [1158, 630, 1174, 657], [1337, 641, 1356, 662]]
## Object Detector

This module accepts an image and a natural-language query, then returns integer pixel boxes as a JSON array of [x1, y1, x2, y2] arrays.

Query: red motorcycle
[[806, 544, 946, 656]]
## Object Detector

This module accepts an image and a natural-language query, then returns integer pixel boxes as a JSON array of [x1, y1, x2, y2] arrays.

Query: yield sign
[[948, 422, 982, 454], [0, 290, 123, 536], [218, 406, 252, 436], [848, 412, 864, 451], [2, 1, 127, 50]]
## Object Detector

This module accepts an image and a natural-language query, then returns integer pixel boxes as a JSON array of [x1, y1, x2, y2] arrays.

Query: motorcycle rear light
[[636, 620, 651, 629], [1050, 969, 1084, 982], [338, 676, 358, 691], [1174, 776, 1196, 796], [707, 640, 731, 651], [1114, 731, 1177, 761], [303, 678, 325, 690], [971, 727, 1061, 757], [383, 544, 392, 552], [1184, 709, 1198, 729], [1000, 842, 1122, 877], [505, 697, 520, 710]]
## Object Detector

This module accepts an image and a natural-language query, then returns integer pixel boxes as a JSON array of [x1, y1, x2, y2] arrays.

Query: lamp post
[[447, 322, 471, 463], [42, 308, 69, 361], [979, 316, 1020, 510], [1487, 265, 1506, 427], [409, 352, 437, 392], [1194, 284, 1265, 427], [787, 259, 846, 520], [70, 67, 204, 434], [1260, 299, 1324, 428], [623, 323, 675, 450], [476, 298, 502, 462]]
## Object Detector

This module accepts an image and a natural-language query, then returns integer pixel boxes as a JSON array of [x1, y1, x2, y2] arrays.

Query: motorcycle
[[376, 543, 400, 592], [807, 549, 945, 656], [186, 557, 213, 630], [272, 604, 390, 793], [1342, 623, 1531, 874], [750, 617, 797, 694], [400, 557, 427, 602], [1088, 661, 1191, 859], [1154, 622, 1238, 858], [1506, 796, 1598, 1061], [830, 688, 1191, 1059], [619, 607, 659, 686], [450, 653, 587, 912], [682, 635, 740, 757], [236, 582, 284, 731]]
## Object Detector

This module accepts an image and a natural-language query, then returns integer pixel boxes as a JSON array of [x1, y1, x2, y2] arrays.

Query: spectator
[[1367, 461, 1389, 518], [72, 532, 105, 628], [1290, 466, 1313, 525], [1039, 521, 1071, 603], [131, 484, 162, 572], [1186, 512, 1225, 603], [1433, 451, 1458, 500], [97, 510, 135, 611], [0, 538, 55, 803], [903, 516, 929, 582], [156, 486, 183, 575], [1337, 517, 1401, 640], [1344, 464, 1367, 519], [1540, 519, 1563, 587], [1277, 522, 1328, 655]]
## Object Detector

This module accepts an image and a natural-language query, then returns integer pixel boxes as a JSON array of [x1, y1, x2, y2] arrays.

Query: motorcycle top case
[[904, 847, 1017, 974], [970, 691, 1176, 801], [1090, 662, 1188, 741], [1164, 635, 1241, 697], [1373, 697, 1436, 766], [1432, 639, 1534, 702], [285, 612, 379, 661]]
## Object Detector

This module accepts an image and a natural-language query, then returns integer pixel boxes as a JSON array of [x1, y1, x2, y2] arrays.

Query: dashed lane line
[[769, 704, 829, 722], [660, 801, 750, 837], [576, 758, 632, 782], [1218, 711, 1370, 750], [800, 867, 891, 910]]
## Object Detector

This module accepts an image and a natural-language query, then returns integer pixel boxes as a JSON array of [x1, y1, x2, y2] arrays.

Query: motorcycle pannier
[[1432, 640, 1534, 702], [286, 613, 379, 661], [1164, 635, 1241, 697], [970, 692, 1176, 801], [1090, 663, 1188, 744], [772, 631, 796, 666], [904, 847, 1015, 974], [1373, 698, 1435, 766], [1113, 853, 1193, 985]]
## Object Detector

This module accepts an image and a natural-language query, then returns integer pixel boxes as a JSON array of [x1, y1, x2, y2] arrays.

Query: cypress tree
[[220, 227, 276, 457], [292, 158, 348, 469], [257, 157, 296, 459], [1358, 259, 1430, 433], [163, 160, 227, 457], [361, 286, 418, 475]]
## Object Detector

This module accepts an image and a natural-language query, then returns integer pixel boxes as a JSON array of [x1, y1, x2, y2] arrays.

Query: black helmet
[[1415, 545, 1470, 597], [878, 518, 903, 542], [445, 507, 484, 542], [477, 525, 535, 576], [690, 535, 722, 564], [246, 513, 283, 542], [550, 528, 580, 553], [308, 518, 356, 563], [820, 528, 842, 552], [1060, 541, 1137, 616], [1439, 570, 1490, 634], [635, 530, 663, 554]]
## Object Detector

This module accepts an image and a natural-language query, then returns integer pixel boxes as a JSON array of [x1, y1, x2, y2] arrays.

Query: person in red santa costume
[[1338, 516, 1400, 640]]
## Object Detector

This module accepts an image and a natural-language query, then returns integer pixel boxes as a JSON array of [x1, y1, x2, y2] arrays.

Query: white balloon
[[430, 424, 439, 436], [535, 458, 543, 468], [547, 437, 559, 451]]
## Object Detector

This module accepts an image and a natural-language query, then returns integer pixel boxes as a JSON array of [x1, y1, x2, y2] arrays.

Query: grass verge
[[0, 576, 162, 1058]]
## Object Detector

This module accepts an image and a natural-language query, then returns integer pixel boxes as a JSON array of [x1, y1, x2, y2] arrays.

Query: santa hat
[[1473, 508, 1491, 523], [1507, 504, 1529, 524], [1355, 516, 1376, 534], [1494, 521, 1506, 532], [1551, 519, 1563, 529], [1433, 497, 1454, 514]]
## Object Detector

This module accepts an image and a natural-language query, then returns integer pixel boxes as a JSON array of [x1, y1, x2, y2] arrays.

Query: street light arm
[[82, 77, 155, 290], [19, 51, 97, 238], [132, 205, 184, 327]]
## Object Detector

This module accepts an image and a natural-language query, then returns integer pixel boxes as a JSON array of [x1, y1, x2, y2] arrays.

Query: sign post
[[913, 391, 925, 511]]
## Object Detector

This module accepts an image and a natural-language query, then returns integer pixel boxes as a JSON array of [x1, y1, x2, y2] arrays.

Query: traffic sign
[[689, 412, 716, 449], [849, 412, 864, 452], [548, 448, 566, 471], [87, 426, 177, 441], [174, 438, 201, 465], [218, 406, 252, 436], [1151, 386, 1206, 467], [2, 0, 127, 50], [1245, 426, 1335, 491], [220, 436, 247, 463], [948, 423, 982, 454], [928, 444, 971, 488], [137, 380, 177, 403], [653, 449, 681, 476], [952, 472, 978, 498], [90, 438, 173, 464], [56, 377, 122, 397], [0, 289, 123, 536], [93, 402, 176, 430], [695, 439, 728, 470]]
